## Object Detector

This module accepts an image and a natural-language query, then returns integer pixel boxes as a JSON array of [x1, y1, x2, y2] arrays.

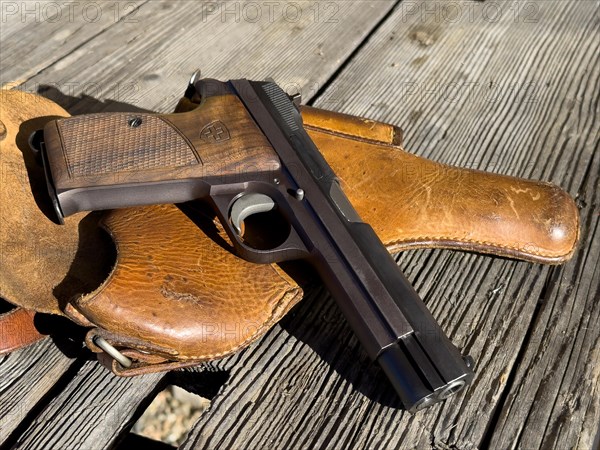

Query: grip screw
[[128, 117, 143, 128]]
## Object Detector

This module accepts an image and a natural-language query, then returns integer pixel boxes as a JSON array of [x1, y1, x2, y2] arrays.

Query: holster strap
[[0, 307, 44, 355]]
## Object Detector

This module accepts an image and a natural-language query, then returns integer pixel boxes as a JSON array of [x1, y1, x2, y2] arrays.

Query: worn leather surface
[[0, 307, 44, 355], [0, 90, 579, 372], [0, 89, 114, 317], [79, 203, 303, 375], [302, 108, 580, 263]]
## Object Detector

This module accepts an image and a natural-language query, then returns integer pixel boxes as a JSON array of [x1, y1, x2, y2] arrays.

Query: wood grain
[[16, 1, 398, 113], [182, 1, 599, 448], [488, 143, 599, 449], [0, 0, 147, 86], [0, 338, 77, 443], [45, 93, 278, 190], [11, 360, 166, 449]]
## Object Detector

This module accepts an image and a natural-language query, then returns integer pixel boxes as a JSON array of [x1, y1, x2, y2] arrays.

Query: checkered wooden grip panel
[[56, 113, 200, 178]]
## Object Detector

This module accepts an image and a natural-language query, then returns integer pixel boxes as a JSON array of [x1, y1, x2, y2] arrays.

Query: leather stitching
[[387, 236, 573, 258], [303, 124, 398, 147], [104, 287, 304, 373]]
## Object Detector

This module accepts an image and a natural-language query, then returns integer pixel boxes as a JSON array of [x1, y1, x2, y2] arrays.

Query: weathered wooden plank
[[181, 1, 599, 448], [0, 0, 146, 85], [16, 0, 397, 114], [11, 360, 166, 449], [182, 257, 552, 449], [488, 148, 599, 449], [0, 337, 79, 443]]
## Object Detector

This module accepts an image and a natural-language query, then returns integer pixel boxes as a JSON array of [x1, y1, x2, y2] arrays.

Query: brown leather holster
[[0, 90, 579, 375]]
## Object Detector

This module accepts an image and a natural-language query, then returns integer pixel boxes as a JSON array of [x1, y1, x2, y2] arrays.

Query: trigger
[[230, 193, 276, 235]]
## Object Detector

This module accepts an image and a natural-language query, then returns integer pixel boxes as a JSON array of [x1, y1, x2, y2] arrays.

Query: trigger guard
[[211, 189, 309, 264], [229, 193, 276, 235]]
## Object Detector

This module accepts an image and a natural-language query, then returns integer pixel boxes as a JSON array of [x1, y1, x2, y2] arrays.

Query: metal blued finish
[[438, 380, 467, 400], [29, 129, 64, 224], [36, 136, 65, 224], [229, 79, 474, 412]]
